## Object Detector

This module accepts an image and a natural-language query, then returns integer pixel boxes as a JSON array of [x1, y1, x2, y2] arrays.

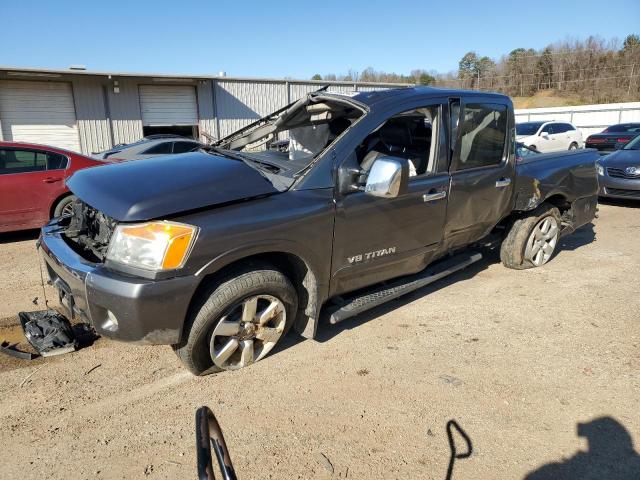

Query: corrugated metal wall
[[214, 80, 288, 138], [0, 70, 403, 154], [197, 80, 216, 140], [71, 77, 112, 154], [105, 78, 144, 146]]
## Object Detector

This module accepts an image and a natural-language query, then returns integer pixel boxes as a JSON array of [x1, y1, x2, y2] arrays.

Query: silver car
[[596, 134, 640, 200], [93, 135, 203, 161]]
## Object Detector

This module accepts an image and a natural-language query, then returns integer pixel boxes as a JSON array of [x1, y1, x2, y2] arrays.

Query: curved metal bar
[[445, 420, 473, 480], [195, 406, 237, 480]]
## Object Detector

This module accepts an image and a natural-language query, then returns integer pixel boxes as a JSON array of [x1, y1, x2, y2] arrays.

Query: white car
[[516, 121, 584, 153]]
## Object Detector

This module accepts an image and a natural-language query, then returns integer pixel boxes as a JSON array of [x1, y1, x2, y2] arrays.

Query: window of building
[[453, 103, 507, 170]]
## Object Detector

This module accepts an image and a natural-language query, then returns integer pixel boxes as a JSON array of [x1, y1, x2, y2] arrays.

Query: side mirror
[[540, 132, 549, 139], [364, 156, 409, 198]]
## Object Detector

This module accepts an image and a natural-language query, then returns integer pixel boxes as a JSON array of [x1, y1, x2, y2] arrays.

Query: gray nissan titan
[[38, 87, 599, 375]]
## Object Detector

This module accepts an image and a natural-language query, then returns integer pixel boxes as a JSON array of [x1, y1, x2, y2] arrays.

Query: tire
[[500, 204, 561, 270], [53, 195, 77, 218], [529, 145, 537, 152], [569, 142, 578, 150], [173, 265, 298, 375]]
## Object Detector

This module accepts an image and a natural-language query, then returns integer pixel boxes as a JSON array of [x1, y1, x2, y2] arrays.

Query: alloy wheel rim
[[209, 294, 286, 370], [61, 202, 74, 217], [524, 216, 559, 266]]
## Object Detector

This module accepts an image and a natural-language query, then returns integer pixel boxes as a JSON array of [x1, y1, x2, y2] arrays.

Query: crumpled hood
[[67, 152, 280, 221], [600, 149, 640, 167]]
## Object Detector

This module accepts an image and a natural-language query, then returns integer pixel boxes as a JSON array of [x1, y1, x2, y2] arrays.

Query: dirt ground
[[0, 200, 638, 479]]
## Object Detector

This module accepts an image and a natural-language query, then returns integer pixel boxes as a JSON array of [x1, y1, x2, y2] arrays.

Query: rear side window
[[564, 123, 576, 131], [143, 142, 173, 155], [173, 141, 199, 154], [553, 124, 567, 133], [0, 148, 47, 174], [453, 103, 507, 170], [46, 152, 68, 170]]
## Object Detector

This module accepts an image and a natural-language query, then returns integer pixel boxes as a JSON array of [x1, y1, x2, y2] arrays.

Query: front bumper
[[38, 223, 199, 344], [598, 175, 640, 200]]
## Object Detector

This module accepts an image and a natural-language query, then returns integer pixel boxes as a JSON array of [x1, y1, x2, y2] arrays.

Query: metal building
[[0, 66, 405, 155]]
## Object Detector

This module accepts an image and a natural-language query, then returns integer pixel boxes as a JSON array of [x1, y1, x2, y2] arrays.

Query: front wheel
[[501, 204, 561, 269], [173, 266, 298, 375]]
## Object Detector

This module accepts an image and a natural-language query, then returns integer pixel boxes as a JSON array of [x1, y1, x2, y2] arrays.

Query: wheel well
[[49, 193, 73, 218], [496, 194, 571, 234], [544, 194, 571, 214], [186, 252, 320, 341]]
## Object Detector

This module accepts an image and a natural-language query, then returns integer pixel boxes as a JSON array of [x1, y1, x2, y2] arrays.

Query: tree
[[311, 74, 322, 80], [622, 34, 640, 54], [458, 51, 479, 82], [536, 47, 554, 90]]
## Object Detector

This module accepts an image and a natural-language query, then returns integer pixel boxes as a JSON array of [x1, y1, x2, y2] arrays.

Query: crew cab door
[[443, 99, 515, 250], [330, 98, 450, 296]]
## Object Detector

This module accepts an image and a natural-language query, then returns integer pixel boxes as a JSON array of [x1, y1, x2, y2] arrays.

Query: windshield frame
[[215, 93, 368, 178]]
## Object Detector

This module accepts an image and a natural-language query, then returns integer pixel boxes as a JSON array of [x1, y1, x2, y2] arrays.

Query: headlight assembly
[[595, 163, 604, 176], [106, 221, 198, 271]]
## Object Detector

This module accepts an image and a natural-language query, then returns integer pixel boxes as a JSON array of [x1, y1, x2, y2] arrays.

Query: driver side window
[[356, 105, 442, 178]]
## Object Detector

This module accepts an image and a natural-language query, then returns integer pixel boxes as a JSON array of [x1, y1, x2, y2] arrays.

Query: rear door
[[443, 98, 514, 250], [0, 147, 58, 229]]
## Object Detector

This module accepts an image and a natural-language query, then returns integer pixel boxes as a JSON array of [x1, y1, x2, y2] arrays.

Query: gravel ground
[[0, 200, 638, 479]]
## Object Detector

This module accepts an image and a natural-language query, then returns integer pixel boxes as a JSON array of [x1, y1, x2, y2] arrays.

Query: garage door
[[139, 85, 198, 126], [0, 80, 81, 152]]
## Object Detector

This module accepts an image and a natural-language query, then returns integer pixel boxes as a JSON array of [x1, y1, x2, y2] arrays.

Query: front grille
[[63, 200, 117, 262], [604, 187, 640, 198], [607, 167, 640, 179]]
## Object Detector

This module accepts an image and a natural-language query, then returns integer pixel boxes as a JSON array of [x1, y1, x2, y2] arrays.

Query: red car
[[0, 141, 108, 233]]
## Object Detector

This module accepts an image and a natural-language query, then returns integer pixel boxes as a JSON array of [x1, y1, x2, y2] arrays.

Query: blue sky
[[1, 0, 638, 79]]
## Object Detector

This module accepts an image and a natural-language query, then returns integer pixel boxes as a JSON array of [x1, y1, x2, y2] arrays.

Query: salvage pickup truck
[[38, 87, 599, 375]]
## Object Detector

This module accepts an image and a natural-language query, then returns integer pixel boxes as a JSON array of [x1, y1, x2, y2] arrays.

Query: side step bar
[[328, 252, 483, 324]]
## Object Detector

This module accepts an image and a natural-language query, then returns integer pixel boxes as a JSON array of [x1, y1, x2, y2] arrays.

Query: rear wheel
[[173, 266, 298, 375], [569, 142, 578, 150], [52, 195, 77, 218], [501, 204, 561, 269]]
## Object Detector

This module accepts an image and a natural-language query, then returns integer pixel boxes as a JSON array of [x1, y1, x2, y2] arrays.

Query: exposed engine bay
[[61, 200, 117, 262]]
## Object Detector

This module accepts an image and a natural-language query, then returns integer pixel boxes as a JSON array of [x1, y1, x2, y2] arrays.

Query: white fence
[[515, 102, 640, 138]]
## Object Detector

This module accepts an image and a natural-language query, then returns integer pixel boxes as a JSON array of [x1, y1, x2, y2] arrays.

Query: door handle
[[423, 190, 447, 202], [495, 177, 511, 188], [43, 177, 61, 183]]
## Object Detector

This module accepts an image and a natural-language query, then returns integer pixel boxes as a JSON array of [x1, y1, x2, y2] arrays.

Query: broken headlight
[[106, 221, 198, 271]]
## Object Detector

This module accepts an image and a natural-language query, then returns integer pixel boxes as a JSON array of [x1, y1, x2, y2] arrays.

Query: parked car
[[0, 142, 108, 233], [38, 88, 599, 375], [93, 136, 203, 161], [585, 123, 640, 154], [596, 133, 640, 200], [516, 121, 583, 153]]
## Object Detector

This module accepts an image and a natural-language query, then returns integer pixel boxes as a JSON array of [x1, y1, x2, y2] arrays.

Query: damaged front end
[[60, 200, 118, 262]]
